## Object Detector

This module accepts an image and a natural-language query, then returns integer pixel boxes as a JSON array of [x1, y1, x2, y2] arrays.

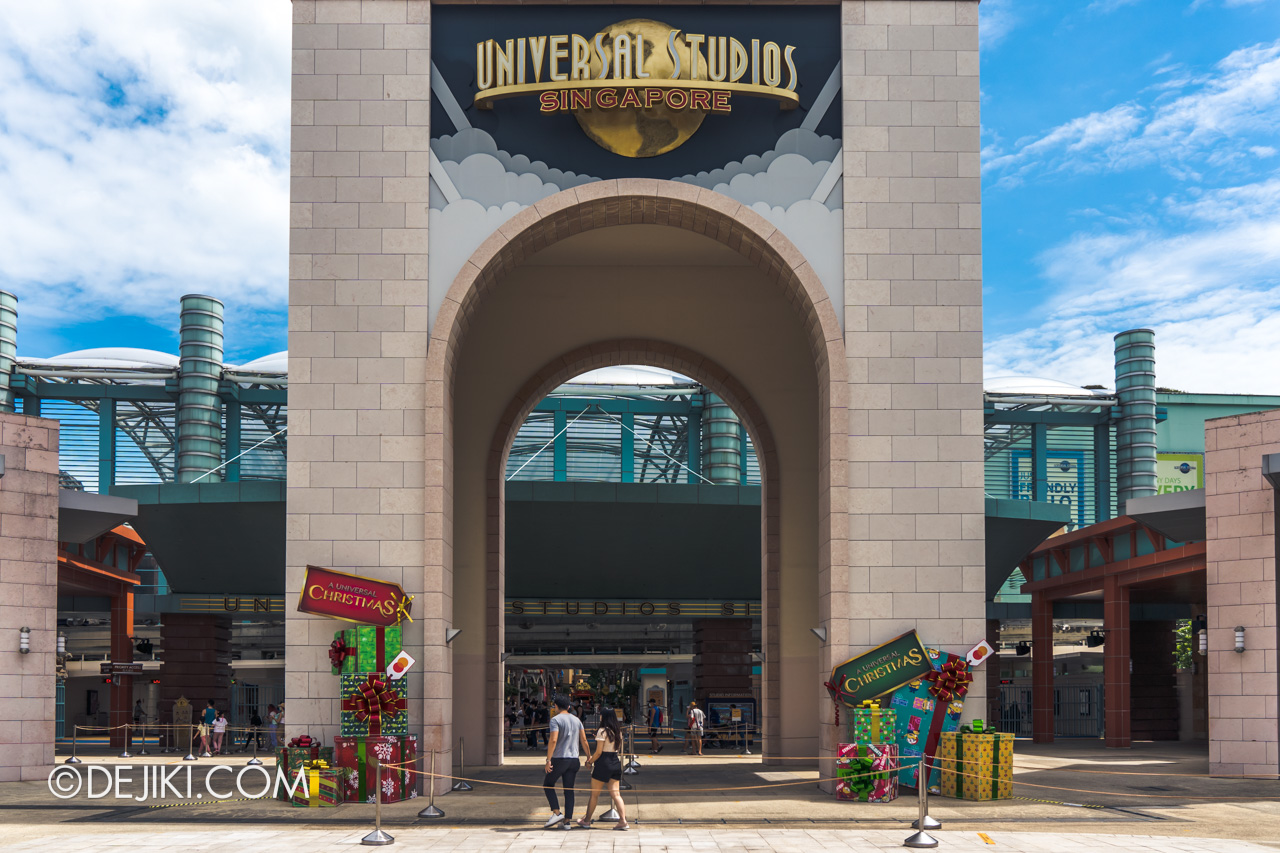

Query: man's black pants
[[543, 757, 580, 817]]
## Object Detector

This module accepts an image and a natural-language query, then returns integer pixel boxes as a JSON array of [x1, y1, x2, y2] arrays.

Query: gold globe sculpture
[[574, 19, 710, 158]]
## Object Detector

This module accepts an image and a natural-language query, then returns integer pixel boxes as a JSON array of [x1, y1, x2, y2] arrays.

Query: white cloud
[[0, 2, 291, 357], [984, 39, 1280, 182], [985, 176, 1280, 393], [979, 0, 1018, 50], [1088, 0, 1143, 13]]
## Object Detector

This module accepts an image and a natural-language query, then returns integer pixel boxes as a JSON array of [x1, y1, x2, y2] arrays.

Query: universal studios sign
[[473, 17, 801, 157]]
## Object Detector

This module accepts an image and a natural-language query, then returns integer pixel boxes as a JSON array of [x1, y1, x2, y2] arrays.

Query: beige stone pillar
[[0, 413, 60, 781], [286, 0, 444, 787], [838, 0, 987, 755], [1204, 410, 1280, 778]]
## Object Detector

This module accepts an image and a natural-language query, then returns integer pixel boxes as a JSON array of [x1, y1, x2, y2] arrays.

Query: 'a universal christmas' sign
[[825, 631, 933, 708], [297, 565, 414, 627]]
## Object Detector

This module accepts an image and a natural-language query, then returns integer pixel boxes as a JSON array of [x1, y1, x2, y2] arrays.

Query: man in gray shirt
[[542, 694, 590, 829]]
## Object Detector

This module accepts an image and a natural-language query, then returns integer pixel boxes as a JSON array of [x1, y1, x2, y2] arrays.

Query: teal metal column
[[177, 295, 225, 483], [225, 400, 242, 482], [620, 412, 634, 483], [1114, 329, 1157, 510], [0, 290, 16, 413], [553, 409, 567, 481], [701, 394, 742, 485], [1032, 422, 1048, 502], [99, 397, 116, 493], [686, 410, 701, 484], [1094, 423, 1112, 522], [738, 423, 748, 485]]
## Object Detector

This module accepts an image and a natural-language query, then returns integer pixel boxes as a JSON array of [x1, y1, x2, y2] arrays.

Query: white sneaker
[[544, 813, 564, 829]]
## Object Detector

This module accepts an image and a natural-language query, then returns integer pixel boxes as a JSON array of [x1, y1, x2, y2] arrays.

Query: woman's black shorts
[[591, 753, 622, 782]]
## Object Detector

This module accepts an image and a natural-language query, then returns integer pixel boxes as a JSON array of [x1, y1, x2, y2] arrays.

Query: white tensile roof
[[984, 376, 1111, 397]]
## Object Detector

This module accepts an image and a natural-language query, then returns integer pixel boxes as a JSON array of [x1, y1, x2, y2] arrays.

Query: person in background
[[536, 702, 551, 747], [266, 704, 280, 749], [200, 700, 216, 757], [648, 700, 664, 754], [211, 711, 228, 754], [133, 700, 144, 726], [242, 708, 263, 751], [577, 708, 628, 831], [542, 694, 590, 830], [686, 701, 705, 756]]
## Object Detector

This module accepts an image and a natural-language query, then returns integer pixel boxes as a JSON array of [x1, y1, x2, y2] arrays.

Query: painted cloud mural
[[428, 79, 845, 329]]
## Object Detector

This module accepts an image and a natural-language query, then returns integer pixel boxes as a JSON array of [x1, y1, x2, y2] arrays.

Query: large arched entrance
[[423, 182, 848, 774]]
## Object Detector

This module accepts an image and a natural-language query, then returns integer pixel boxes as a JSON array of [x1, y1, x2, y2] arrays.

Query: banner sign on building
[[297, 565, 414, 627], [825, 631, 932, 708], [1156, 452, 1203, 493]]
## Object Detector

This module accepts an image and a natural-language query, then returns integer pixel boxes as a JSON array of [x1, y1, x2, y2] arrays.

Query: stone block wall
[[286, 0, 443, 776], [839, 0, 986, 688], [1205, 409, 1280, 777], [0, 412, 60, 781]]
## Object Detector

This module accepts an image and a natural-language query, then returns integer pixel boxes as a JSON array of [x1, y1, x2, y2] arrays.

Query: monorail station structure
[[0, 0, 1277, 786]]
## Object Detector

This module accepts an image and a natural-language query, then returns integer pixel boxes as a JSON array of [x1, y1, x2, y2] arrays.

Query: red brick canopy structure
[[1020, 517, 1206, 748]]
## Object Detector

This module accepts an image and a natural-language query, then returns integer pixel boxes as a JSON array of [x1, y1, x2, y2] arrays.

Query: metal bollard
[[138, 718, 150, 755], [119, 723, 132, 759], [183, 725, 197, 762], [451, 738, 473, 791], [361, 754, 395, 846], [903, 758, 939, 848], [417, 749, 445, 818], [64, 725, 82, 764]]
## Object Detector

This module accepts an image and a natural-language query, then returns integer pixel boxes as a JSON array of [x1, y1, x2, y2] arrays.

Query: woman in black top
[[577, 710, 628, 830]]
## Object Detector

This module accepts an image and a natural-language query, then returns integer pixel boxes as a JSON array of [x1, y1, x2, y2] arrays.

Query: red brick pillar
[[1103, 575, 1131, 748], [158, 614, 232, 741], [109, 591, 134, 749], [1031, 593, 1054, 743], [693, 618, 752, 709]]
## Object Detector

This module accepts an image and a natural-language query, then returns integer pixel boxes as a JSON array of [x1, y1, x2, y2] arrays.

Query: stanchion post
[[360, 753, 395, 846], [451, 737, 473, 792], [623, 726, 639, 774], [64, 724, 82, 764], [910, 756, 942, 831], [248, 727, 263, 766], [138, 716, 150, 755], [183, 723, 197, 762], [903, 758, 939, 849], [417, 748, 445, 818], [119, 723, 132, 759]]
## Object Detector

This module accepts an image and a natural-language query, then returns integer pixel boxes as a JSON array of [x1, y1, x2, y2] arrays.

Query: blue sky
[[1, 1, 1279, 390]]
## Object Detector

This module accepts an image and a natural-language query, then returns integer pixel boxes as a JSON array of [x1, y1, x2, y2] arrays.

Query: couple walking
[[542, 694, 628, 831]]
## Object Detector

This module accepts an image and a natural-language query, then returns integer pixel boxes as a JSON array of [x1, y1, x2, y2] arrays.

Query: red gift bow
[[288, 735, 316, 748], [924, 659, 973, 702], [329, 637, 355, 670], [343, 675, 405, 735]]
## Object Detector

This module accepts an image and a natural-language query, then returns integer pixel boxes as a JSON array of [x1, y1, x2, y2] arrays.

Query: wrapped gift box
[[834, 743, 899, 803], [276, 744, 334, 800], [330, 625, 403, 675], [849, 701, 897, 745], [340, 673, 410, 736], [937, 731, 1013, 800], [290, 762, 346, 807], [335, 735, 418, 804], [888, 649, 969, 792]]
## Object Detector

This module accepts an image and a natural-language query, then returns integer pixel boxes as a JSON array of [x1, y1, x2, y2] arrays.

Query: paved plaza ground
[[2, 740, 1277, 851]]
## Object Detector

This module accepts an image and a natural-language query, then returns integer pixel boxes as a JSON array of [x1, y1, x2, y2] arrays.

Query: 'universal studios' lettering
[[474, 24, 799, 110]]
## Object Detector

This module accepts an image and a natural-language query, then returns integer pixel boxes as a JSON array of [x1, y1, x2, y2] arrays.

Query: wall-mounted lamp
[[809, 627, 827, 643], [0, 453, 6, 479], [751, 651, 765, 663], [1198, 630, 1208, 656], [19, 627, 30, 654], [445, 628, 462, 644], [1084, 630, 1107, 648], [1014, 641, 1030, 656], [1234, 626, 1246, 653], [57, 633, 66, 655], [499, 652, 511, 662]]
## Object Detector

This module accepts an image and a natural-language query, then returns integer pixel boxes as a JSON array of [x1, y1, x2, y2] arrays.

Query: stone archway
[[483, 340, 782, 764], [423, 180, 848, 779]]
